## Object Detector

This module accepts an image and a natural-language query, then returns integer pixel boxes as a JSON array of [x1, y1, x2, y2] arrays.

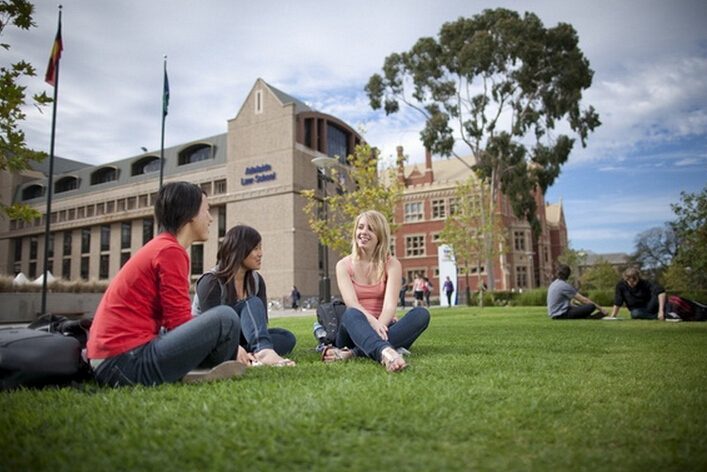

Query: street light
[[310, 155, 341, 304]]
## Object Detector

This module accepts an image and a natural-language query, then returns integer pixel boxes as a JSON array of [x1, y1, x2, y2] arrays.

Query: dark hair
[[557, 264, 571, 281], [154, 182, 206, 235], [214, 225, 262, 300]]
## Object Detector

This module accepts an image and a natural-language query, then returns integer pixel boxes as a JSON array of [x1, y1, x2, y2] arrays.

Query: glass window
[[55, 177, 78, 193], [326, 123, 348, 161], [191, 244, 204, 275], [13, 238, 22, 262], [101, 225, 110, 251], [90, 167, 118, 185], [214, 179, 227, 195], [80, 256, 89, 280], [63, 231, 72, 256], [22, 185, 44, 200], [47, 233, 54, 258], [218, 206, 226, 238], [62, 258, 71, 280], [99, 254, 109, 279], [143, 218, 154, 244], [404, 202, 424, 222], [178, 144, 212, 165], [30, 236, 38, 259], [514, 231, 526, 251], [120, 252, 130, 268], [121, 222, 131, 249], [405, 235, 425, 257], [81, 228, 91, 254], [516, 266, 528, 288], [432, 199, 446, 219], [131, 156, 160, 176]]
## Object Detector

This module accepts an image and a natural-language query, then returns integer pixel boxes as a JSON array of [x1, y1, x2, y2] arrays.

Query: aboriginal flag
[[45, 18, 63, 86]]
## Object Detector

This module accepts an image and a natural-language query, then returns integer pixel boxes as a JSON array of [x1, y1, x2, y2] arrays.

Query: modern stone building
[[1, 78, 568, 307], [0, 79, 362, 303]]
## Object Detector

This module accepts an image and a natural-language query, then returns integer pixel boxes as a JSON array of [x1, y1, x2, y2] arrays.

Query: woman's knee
[[407, 306, 431, 328]]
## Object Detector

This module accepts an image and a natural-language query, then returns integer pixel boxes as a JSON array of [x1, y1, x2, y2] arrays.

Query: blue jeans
[[335, 306, 430, 361], [234, 296, 296, 356], [630, 295, 662, 319], [93, 305, 241, 387]]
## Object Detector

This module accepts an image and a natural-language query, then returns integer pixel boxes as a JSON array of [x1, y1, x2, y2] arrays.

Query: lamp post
[[311, 155, 340, 304]]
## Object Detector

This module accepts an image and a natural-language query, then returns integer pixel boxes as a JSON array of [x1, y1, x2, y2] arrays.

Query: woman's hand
[[368, 316, 389, 340], [236, 345, 256, 365]]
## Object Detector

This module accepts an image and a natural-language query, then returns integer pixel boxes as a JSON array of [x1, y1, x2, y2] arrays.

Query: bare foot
[[321, 346, 355, 363], [380, 347, 408, 372], [253, 348, 296, 367]]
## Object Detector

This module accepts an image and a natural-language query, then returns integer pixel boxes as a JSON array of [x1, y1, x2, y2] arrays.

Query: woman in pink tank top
[[322, 210, 430, 372]]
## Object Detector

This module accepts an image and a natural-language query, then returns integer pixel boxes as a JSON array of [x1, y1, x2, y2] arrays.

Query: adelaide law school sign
[[241, 164, 276, 186]]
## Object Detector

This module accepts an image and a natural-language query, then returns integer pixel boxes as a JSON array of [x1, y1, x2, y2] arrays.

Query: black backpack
[[315, 299, 347, 345], [0, 314, 92, 391], [665, 295, 707, 321]]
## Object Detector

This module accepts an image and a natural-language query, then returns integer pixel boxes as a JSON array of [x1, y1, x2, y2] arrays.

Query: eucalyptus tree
[[366, 8, 600, 288]]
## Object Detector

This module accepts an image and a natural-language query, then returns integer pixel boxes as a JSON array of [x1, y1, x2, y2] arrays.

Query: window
[[431, 199, 446, 219], [29, 262, 36, 279], [214, 179, 227, 195], [327, 123, 348, 161], [63, 231, 72, 256], [101, 225, 110, 251], [131, 156, 160, 176], [121, 222, 131, 249], [30, 236, 38, 260], [120, 252, 130, 268], [55, 176, 78, 193], [516, 266, 528, 288], [218, 206, 226, 238], [514, 231, 526, 251], [99, 254, 109, 279], [255, 89, 263, 114], [22, 184, 44, 200], [81, 228, 91, 254], [449, 197, 460, 215], [62, 258, 71, 280], [178, 144, 212, 165], [191, 244, 204, 276], [404, 202, 424, 222], [143, 218, 154, 244], [47, 233, 54, 258], [127, 197, 136, 210], [80, 256, 89, 280], [405, 235, 425, 257], [90, 167, 118, 185], [13, 238, 22, 262]]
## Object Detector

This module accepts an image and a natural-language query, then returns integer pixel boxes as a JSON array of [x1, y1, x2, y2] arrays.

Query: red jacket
[[87, 233, 193, 359]]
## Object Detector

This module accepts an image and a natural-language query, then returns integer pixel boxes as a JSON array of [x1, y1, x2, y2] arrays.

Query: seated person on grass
[[547, 264, 608, 320], [608, 268, 666, 320], [87, 182, 244, 387]]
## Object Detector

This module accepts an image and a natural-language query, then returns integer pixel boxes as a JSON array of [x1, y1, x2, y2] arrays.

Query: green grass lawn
[[2, 307, 706, 472]]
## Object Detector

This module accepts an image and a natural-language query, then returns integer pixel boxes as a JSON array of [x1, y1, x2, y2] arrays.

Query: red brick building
[[389, 147, 568, 303]]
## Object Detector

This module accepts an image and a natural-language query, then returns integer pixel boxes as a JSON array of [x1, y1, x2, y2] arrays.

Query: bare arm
[[574, 292, 608, 316], [657, 292, 666, 320], [378, 257, 402, 326]]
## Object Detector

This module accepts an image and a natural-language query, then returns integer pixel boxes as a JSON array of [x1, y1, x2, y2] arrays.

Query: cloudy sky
[[5, 0, 707, 255]]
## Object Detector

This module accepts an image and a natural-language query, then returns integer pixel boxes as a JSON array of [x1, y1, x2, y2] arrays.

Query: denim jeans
[[234, 296, 296, 356], [93, 305, 241, 387], [553, 303, 597, 319], [630, 295, 661, 319], [335, 306, 430, 361]]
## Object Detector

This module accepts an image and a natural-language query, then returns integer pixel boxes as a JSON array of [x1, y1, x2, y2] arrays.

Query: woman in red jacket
[[87, 182, 243, 386]]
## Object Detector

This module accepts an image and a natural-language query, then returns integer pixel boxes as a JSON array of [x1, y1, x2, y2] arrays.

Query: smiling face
[[355, 214, 379, 253], [241, 242, 263, 271]]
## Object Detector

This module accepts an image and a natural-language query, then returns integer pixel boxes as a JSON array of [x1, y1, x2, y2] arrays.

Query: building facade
[[0, 79, 361, 303], [390, 147, 568, 303]]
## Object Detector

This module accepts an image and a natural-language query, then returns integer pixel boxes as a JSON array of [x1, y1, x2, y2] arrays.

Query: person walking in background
[[412, 273, 425, 307], [194, 225, 296, 366], [87, 182, 244, 387], [399, 276, 408, 308], [322, 210, 430, 372], [423, 277, 432, 307], [291, 286, 301, 311], [608, 268, 667, 320], [547, 264, 608, 320], [443, 276, 455, 307]]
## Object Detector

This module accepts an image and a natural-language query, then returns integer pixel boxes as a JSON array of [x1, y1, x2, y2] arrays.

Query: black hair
[[557, 264, 571, 281], [214, 225, 262, 301], [154, 181, 206, 235]]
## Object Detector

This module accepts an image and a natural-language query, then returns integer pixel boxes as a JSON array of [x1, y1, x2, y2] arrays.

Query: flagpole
[[159, 55, 168, 188], [41, 5, 63, 316]]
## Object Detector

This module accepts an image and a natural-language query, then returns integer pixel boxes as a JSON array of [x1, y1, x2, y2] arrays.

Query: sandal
[[251, 358, 296, 367], [380, 347, 408, 373], [321, 346, 355, 363]]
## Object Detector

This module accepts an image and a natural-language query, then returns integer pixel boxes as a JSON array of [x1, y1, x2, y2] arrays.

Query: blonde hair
[[623, 267, 641, 281], [351, 210, 390, 282]]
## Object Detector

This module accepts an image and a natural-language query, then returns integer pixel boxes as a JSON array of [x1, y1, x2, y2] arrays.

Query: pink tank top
[[346, 256, 387, 318]]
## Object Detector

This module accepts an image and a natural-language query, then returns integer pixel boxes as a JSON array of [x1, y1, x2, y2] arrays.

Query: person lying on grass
[[193, 225, 296, 367], [547, 264, 609, 320], [322, 210, 430, 372], [87, 182, 245, 387]]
